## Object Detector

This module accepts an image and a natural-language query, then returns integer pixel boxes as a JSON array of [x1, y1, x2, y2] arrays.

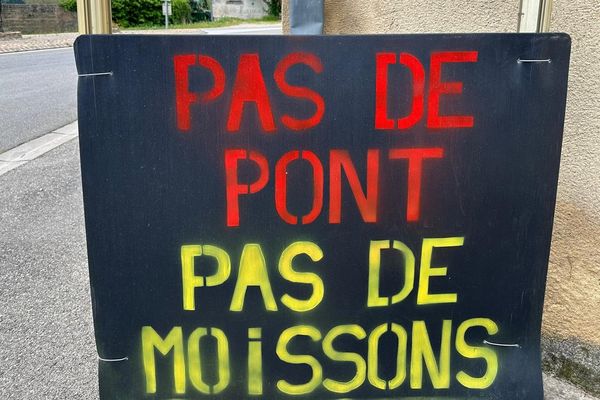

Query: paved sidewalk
[[0, 29, 204, 54], [0, 23, 281, 54], [545, 374, 599, 399], [0, 32, 79, 54]]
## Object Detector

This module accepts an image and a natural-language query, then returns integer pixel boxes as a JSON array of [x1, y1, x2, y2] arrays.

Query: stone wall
[[212, 0, 266, 19], [282, 0, 600, 394], [24, 0, 60, 5], [1, 4, 77, 34]]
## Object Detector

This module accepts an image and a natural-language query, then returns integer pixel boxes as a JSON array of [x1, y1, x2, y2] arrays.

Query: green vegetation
[[263, 0, 281, 18], [171, 0, 192, 24], [58, 0, 279, 29], [543, 352, 600, 397], [121, 16, 280, 31], [112, 0, 162, 27], [59, 0, 77, 12]]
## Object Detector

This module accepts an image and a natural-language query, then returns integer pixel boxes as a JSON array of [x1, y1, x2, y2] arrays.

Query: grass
[[122, 16, 280, 31]]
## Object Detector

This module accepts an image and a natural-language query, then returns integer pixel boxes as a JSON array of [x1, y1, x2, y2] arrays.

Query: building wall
[[543, 0, 600, 348], [283, 1, 519, 33], [541, 2, 600, 392], [212, 0, 266, 19], [1, 4, 77, 34], [283, 0, 600, 392]]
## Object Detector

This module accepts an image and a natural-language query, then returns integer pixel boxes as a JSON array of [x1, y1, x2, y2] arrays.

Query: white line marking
[[0, 121, 78, 177]]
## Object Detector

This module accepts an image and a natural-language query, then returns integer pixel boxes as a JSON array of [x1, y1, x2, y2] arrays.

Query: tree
[[263, 0, 280, 18], [172, 0, 192, 23], [112, 0, 162, 27]]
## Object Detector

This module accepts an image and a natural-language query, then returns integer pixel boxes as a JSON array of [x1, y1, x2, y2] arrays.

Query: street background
[[0, 23, 598, 399]]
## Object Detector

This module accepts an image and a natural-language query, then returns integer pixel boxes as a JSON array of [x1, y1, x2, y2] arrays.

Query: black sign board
[[75, 34, 570, 400]]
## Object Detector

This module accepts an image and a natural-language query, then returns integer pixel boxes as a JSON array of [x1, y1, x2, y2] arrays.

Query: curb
[[0, 121, 78, 176], [0, 31, 23, 41], [543, 337, 600, 397], [0, 45, 73, 55]]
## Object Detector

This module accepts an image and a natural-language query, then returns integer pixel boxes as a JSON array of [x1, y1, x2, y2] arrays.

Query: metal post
[[76, 0, 92, 34], [165, 0, 168, 29], [163, 0, 171, 30], [78, 0, 111, 34], [289, 0, 323, 35], [518, 0, 553, 32], [0, 0, 4, 33], [538, 0, 553, 32], [91, 0, 112, 33]]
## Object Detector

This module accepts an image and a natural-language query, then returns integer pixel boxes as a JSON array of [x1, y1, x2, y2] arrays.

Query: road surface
[[0, 48, 78, 153], [0, 24, 283, 154]]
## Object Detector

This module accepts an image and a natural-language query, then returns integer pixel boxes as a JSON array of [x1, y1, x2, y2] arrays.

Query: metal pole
[[0, 0, 4, 33], [91, 0, 112, 33], [163, 0, 170, 29], [289, 0, 323, 35], [518, 0, 553, 32], [77, 0, 92, 34], [79, 0, 111, 34], [538, 0, 553, 32]]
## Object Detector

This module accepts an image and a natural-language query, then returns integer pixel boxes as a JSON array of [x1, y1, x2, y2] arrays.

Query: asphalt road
[[0, 25, 283, 154], [0, 48, 78, 153]]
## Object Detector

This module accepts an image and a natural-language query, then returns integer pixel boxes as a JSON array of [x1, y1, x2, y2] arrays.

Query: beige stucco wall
[[283, 0, 519, 33], [283, 0, 600, 347], [544, 0, 600, 347]]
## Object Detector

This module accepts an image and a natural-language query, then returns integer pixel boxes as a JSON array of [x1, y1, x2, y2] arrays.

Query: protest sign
[[75, 33, 570, 399]]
